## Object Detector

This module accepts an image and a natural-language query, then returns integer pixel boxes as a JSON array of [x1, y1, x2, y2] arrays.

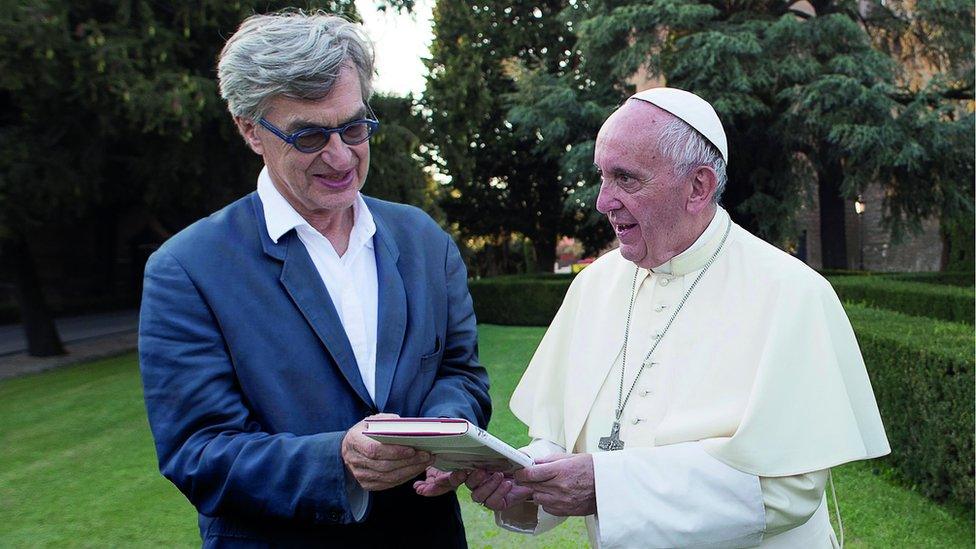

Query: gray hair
[[217, 10, 375, 120], [658, 118, 728, 203]]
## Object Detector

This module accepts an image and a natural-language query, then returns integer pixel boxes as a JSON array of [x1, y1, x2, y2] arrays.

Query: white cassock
[[497, 207, 890, 548]]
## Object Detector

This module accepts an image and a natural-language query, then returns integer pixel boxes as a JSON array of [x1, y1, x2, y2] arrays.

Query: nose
[[318, 134, 356, 169], [595, 179, 620, 214]]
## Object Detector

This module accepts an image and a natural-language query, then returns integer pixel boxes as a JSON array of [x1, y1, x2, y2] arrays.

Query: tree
[[508, 0, 974, 268], [424, 1, 582, 273], [366, 93, 439, 214], [0, 1, 427, 356]]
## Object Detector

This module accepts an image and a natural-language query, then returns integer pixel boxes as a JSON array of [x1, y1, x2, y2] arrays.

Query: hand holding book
[[364, 417, 537, 507], [362, 417, 533, 473], [342, 414, 435, 491]]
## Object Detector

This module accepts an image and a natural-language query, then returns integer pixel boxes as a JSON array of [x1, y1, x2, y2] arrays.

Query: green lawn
[[1, 324, 972, 547]]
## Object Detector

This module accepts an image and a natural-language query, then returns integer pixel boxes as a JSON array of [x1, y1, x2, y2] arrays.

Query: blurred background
[[0, 0, 972, 358], [0, 1, 972, 547]]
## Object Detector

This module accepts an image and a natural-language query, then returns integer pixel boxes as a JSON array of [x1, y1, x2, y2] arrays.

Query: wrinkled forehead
[[596, 100, 675, 155]]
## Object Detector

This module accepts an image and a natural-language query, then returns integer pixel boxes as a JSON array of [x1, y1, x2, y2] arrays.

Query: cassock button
[[660, 278, 670, 286], [631, 417, 645, 425], [654, 304, 668, 312], [640, 389, 652, 397], [651, 332, 662, 340]]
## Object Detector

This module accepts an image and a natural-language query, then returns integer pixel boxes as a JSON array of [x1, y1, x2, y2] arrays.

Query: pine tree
[[510, 0, 974, 268], [424, 1, 581, 272], [0, 1, 421, 356], [367, 93, 439, 215]]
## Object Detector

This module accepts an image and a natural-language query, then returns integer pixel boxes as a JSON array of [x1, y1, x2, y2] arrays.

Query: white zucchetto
[[630, 88, 729, 164]]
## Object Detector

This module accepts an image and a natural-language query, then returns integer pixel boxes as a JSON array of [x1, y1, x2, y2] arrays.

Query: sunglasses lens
[[294, 130, 329, 152], [340, 122, 372, 145]]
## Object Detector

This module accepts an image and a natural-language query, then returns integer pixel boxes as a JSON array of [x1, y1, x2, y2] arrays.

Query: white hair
[[217, 10, 374, 120], [658, 118, 728, 203]]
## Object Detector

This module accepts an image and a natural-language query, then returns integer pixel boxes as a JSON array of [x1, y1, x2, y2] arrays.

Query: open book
[[363, 418, 533, 473]]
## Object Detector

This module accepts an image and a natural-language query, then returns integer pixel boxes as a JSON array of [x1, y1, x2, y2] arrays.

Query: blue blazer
[[139, 192, 491, 547]]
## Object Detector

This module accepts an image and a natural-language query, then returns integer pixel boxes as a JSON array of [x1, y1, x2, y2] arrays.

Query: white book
[[363, 417, 533, 473]]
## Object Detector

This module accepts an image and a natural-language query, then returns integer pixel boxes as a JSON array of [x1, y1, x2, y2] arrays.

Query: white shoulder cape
[[510, 223, 890, 476]]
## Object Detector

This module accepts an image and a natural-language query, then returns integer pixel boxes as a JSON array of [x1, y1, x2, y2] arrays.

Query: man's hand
[[413, 467, 469, 497], [341, 414, 434, 491], [514, 453, 596, 516], [465, 469, 534, 511]]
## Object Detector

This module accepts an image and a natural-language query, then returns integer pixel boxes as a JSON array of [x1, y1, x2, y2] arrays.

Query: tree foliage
[[424, 1, 587, 271], [0, 1, 371, 234], [507, 0, 974, 268], [366, 93, 439, 215], [0, 0, 420, 355]]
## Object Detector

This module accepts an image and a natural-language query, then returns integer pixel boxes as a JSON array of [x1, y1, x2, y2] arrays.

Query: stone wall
[[799, 182, 943, 271]]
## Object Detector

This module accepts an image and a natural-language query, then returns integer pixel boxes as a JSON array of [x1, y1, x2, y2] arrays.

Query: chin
[[312, 185, 358, 204], [618, 245, 646, 265]]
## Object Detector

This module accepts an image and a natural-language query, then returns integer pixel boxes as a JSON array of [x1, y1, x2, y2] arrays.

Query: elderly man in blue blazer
[[138, 11, 490, 547]]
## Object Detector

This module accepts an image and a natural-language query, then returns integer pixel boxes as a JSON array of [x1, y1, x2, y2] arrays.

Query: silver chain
[[614, 218, 732, 422]]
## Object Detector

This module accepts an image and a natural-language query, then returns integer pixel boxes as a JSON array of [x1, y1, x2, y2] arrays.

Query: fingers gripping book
[[363, 418, 533, 473]]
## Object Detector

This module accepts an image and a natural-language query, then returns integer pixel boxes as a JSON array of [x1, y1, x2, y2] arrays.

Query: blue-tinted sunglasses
[[258, 106, 380, 153]]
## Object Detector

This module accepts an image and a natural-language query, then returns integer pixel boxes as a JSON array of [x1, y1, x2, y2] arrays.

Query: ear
[[234, 116, 265, 155], [686, 165, 718, 214]]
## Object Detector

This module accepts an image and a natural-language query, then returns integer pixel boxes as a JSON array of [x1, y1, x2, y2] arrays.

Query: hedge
[[879, 272, 974, 288], [827, 276, 974, 325], [845, 304, 974, 506], [470, 273, 975, 327], [818, 270, 975, 288], [470, 275, 975, 506], [468, 277, 570, 327]]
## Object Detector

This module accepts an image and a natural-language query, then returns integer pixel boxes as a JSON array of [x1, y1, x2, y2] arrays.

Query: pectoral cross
[[598, 421, 625, 451]]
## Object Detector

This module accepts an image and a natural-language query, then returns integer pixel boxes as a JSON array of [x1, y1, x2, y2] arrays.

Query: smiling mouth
[[615, 222, 637, 233], [313, 170, 355, 189]]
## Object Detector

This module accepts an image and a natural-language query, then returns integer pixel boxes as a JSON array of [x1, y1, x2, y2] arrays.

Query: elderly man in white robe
[[443, 88, 890, 548]]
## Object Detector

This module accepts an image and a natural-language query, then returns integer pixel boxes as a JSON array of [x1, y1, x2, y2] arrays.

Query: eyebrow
[[284, 107, 369, 133], [596, 165, 640, 178]]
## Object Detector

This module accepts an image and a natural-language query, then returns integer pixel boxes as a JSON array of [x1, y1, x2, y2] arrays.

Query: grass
[[0, 354, 199, 547], [1, 325, 972, 547]]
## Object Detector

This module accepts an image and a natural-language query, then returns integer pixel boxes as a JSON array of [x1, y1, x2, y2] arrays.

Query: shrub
[[828, 276, 974, 325], [469, 277, 571, 326], [818, 269, 871, 277], [846, 304, 974, 506], [879, 272, 974, 288], [471, 273, 975, 325]]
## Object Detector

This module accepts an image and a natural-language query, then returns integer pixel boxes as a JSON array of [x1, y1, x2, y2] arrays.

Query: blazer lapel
[[278, 232, 374, 408], [370, 211, 406, 412]]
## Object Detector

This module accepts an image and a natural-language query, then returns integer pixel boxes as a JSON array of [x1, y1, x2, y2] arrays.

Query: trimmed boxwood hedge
[[880, 272, 974, 288], [827, 276, 974, 325], [470, 273, 975, 326], [818, 270, 974, 288], [469, 274, 975, 506], [468, 277, 570, 327], [845, 304, 974, 506]]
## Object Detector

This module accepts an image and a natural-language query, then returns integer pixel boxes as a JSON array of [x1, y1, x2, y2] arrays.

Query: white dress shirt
[[257, 167, 379, 402], [258, 167, 377, 520]]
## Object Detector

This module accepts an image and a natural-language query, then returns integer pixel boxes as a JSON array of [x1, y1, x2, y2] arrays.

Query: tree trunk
[[939, 223, 950, 271], [5, 234, 66, 357], [531, 230, 557, 274], [817, 158, 849, 270], [528, 183, 561, 273]]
